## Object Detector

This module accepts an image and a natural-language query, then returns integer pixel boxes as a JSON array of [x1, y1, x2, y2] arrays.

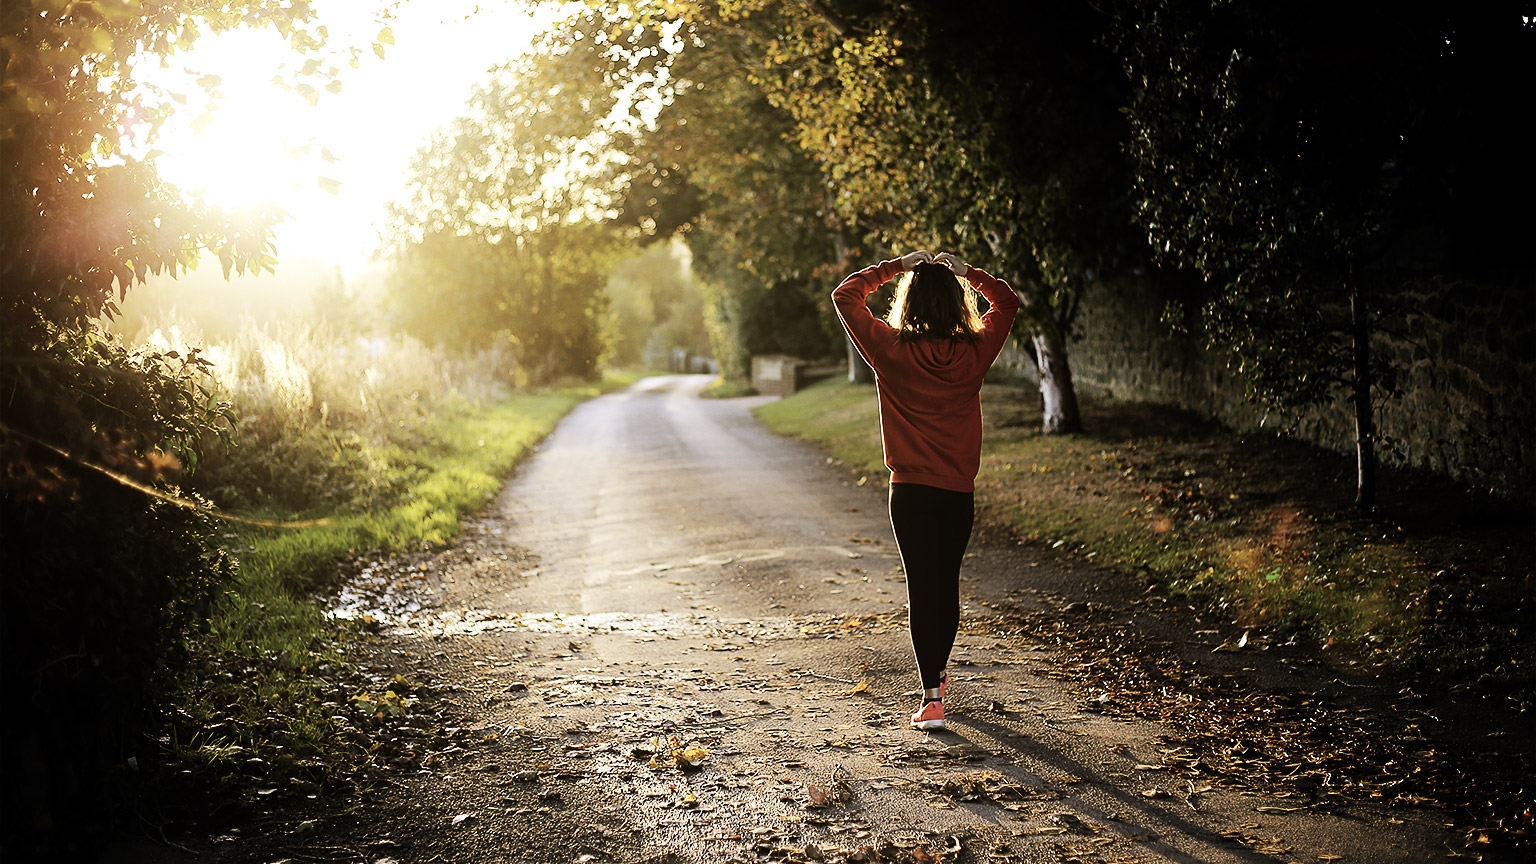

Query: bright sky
[[136, 0, 563, 278]]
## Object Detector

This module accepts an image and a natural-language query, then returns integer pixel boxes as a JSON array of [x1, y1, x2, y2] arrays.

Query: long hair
[[885, 262, 984, 342]]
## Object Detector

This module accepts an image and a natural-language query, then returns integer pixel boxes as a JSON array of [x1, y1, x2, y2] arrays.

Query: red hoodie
[[832, 258, 1021, 493]]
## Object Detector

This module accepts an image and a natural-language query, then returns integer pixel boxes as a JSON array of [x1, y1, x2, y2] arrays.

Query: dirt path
[[168, 375, 1485, 864]]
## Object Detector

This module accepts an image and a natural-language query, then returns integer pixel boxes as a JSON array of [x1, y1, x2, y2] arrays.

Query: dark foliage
[[1, 472, 236, 861]]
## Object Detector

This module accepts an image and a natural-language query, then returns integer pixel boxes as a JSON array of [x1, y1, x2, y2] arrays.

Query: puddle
[[327, 543, 907, 642], [329, 558, 430, 622], [391, 609, 809, 640]]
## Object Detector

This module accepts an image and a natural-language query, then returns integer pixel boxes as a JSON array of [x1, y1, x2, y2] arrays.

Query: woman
[[831, 249, 1020, 730]]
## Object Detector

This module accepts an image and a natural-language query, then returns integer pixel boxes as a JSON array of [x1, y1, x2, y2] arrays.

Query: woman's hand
[[935, 252, 970, 276], [899, 250, 934, 269]]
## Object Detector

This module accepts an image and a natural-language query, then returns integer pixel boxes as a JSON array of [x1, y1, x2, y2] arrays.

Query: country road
[[181, 374, 1472, 864]]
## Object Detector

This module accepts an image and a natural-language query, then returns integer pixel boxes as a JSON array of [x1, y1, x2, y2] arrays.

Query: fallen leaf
[[677, 744, 710, 771]]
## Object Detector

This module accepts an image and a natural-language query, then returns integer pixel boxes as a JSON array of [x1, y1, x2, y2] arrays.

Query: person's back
[[831, 250, 1019, 730], [832, 255, 1019, 493]]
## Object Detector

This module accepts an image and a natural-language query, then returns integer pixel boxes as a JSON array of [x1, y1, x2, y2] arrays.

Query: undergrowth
[[755, 378, 1534, 705]]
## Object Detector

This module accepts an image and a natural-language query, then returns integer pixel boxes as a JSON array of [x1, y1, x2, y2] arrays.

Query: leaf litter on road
[[976, 603, 1534, 856]]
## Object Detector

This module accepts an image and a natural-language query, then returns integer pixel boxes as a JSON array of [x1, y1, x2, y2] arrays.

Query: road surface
[[195, 375, 1465, 863]]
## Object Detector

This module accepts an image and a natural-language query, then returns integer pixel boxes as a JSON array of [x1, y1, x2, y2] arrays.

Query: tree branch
[[799, 0, 853, 38]]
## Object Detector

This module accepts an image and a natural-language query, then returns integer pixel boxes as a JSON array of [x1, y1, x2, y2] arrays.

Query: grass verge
[[756, 377, 1534, 703], [157, 372, 639, 811], [699, 375, 759, 399]]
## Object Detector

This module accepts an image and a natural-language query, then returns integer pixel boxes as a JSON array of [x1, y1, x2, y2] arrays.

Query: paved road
[[328, 375, 1454, 862]]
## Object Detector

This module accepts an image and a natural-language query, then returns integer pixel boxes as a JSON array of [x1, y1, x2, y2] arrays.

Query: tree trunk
[[1033, 319, 1083, 434], [828, 219, 872, 384], [1349, 279, 1376, 514], [982, 231, 1083, 435], [846, 334, 874, 384]]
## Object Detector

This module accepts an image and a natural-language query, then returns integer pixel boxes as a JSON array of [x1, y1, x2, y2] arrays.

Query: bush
[[136, 318, 511, 517], [1, 476, 235, 861]]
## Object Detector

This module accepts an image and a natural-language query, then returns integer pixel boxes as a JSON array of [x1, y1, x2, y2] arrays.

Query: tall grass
[[139, 316, 514, 517]]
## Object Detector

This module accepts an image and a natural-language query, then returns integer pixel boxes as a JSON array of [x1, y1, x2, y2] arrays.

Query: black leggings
[[888, 482, 974, 691]]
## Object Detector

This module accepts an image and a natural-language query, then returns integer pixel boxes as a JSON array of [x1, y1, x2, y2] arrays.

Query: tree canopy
[[533, 0, 1156, 429], [519, 0, 1530, 491], [382, 48, 630, 383]]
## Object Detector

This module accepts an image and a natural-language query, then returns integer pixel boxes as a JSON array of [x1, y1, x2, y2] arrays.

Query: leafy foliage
[[384, 53, 623, 384], [537, 4, 872, 380], [123, 318, 510, 517], [640, 39, 850, 377], [388, 226, 611, 385], [0, 0, 395, 855], [552, 0, 1146, 428], [1112, 0, 1536, 508], [2, 479, 236, 860], [603, 240, 711, 370]]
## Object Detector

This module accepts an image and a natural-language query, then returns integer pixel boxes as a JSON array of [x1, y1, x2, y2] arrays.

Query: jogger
[[832, 249, 1020, 730]]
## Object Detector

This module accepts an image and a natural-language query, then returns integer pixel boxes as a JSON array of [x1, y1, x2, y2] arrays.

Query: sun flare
[[123, 1, 556, 277], [137, 29, 322, 212]]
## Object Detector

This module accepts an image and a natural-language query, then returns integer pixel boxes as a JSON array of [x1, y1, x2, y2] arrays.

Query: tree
[[603, 239, 711, 370], [526, 5, 853, 382], [701, 1, 1139, 431], [388, 226, 612, 384], [637, 36, 851, 380], [0, 1, 389, 854], [1113, 0, 1536, 511], [384, 52, 624, 384], [564, 0, 1141, 432]]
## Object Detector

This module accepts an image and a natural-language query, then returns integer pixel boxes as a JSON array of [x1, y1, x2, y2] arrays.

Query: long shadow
[[907, 717, 1292, 864]]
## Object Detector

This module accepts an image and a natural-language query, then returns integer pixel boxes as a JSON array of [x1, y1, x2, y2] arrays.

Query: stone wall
[[997, 277, 1535, 501]]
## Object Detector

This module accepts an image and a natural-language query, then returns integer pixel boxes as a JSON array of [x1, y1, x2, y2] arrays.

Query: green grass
[[756, 377, 1534, 699], [699, 376, 759, 399], [230, 390, 593, 590], [755, 379, 883, 470], [165, 371, 639, 796]]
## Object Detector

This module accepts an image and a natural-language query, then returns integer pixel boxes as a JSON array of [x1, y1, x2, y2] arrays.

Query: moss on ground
[[699, 376, 759, 399]]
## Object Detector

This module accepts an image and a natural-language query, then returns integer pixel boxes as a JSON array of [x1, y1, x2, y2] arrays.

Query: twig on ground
[[797, 670, 856, 684]]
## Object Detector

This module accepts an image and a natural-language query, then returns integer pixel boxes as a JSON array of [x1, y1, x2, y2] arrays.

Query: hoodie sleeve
[[965, 266, 1021, 365], [831, 258, 906, 373]]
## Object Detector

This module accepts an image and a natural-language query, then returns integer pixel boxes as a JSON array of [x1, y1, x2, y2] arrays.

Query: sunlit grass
[[228, 385, 617, 594], [756, 377, 1533, 694], [755, 380, 884, 473]]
